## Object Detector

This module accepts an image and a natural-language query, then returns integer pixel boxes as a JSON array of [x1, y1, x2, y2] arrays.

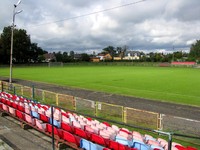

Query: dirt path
[[1, 77, 200, 121]]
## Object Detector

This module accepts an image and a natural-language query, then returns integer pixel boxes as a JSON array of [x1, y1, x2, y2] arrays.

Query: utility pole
[[9, 0, 23, 84]]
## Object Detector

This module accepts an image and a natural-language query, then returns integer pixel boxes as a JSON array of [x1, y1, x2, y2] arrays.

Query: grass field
[[0, 65, 200, 106]]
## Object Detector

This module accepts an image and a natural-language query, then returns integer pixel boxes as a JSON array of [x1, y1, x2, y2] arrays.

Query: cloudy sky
[[0, 0, 200, 53]]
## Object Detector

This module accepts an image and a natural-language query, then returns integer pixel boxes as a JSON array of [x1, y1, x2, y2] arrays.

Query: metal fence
[[43, 90, 57, 105], [124, 107, 159, 129], [162, 114, 200, 136], [34, 88, 43, 102], [96, 102, 123, 122], [13, 83, 23, 96], [75, 97, 96, 116], [22, 86, 32, 98], [58, 94, 74, 111], [1, 81, 14, 94]]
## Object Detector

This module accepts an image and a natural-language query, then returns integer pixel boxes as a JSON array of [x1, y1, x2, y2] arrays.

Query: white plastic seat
[[8, 106, 16, 116], [35, 119, 47, 131], [72, 121, 81, 129]]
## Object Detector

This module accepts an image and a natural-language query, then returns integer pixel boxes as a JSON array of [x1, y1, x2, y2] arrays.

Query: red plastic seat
[[61, 122, 74, 133], [12, 102, 18, 109], [109, 140, 132, 150], [18, 105, 25, 112], [87, 117, 92, 121], [119, 144, 133, 150], [0, 97, 3, 103], [11, 95, 17, 100], [62, 130, 81, 147], [90, 133, 109, 147], [1, 98, 7, 104], [46, 124, 63, 139], [6, 100, 13, 107], [109, 140, 119, 150], [74, 127, 90, 139], [16, 110, 25, 120], [129, 148, 137, 150], [40, 114, 49, 123], [175, 145, 187, 150], [102, 122, 111, 127], [187, 146, 198, 150]]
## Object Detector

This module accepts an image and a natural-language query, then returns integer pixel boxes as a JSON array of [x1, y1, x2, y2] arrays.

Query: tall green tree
[[0, 26, 12, 63], [30, 43, 47, 62], [81, 53, 90, 62], [189, 40, 200, 61], [0, 26, 46, 64], [55, 51, 63, 62]]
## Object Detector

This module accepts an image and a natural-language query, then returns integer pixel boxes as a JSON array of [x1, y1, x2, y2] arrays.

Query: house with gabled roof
[[43, 53, 56, 62], [97, 53, 112, 61], [123, 51, 140, 60]]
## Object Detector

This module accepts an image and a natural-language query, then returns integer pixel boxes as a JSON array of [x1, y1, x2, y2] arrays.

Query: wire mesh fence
[[13, 83, 23, 96], [162, 114, 200, 136], [75, 97, 96, 116], [22, 86, 32, 98], [34, 88, 44, 102], [1, 82, 14, 94], [96, 102, 123, 122], [43, 91, 57, 105], [124, 107, 159, 129], [162, 114, 200, 145], [58, 94, 75, 111]]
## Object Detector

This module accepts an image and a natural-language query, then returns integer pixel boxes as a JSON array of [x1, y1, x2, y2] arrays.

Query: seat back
[[74, 127, 89, 139], [16, 110, 25, 120], [80, 139, 90, 150], [63, 131, 80, 147], [132, 141, 150, 150], [40, 114, 49, 123], [61, 122, 74, 133], [91, 133, 108, 147]]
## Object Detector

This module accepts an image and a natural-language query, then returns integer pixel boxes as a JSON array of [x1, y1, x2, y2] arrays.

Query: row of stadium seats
[[0, 92, 197, 150]]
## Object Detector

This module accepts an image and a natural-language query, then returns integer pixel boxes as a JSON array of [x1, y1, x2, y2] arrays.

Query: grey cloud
[[163, 0, 200, 22], [0, 0, 200, 53]]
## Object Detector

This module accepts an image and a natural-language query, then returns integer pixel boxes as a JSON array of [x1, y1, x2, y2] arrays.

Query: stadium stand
[[0, 91, 198, 150], [171, 62, 196, 66]]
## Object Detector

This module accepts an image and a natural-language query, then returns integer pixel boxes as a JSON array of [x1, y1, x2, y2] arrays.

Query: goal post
[[48, 62, 63, 67]]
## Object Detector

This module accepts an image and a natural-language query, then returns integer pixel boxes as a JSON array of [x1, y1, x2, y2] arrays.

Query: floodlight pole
[[9, 0, 22, 84]]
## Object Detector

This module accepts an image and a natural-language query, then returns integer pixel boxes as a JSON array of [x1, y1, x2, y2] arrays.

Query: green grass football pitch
[[0, 66, 200, 106]]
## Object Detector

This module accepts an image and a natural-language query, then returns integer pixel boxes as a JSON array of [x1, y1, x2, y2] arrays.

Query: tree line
[[0, 26, 47, 64], [0, 26, 200, 64], [52, 48, 192, 63]]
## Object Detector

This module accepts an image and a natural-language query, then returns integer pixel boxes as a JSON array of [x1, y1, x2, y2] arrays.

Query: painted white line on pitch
[[173, 116, 200, 123]]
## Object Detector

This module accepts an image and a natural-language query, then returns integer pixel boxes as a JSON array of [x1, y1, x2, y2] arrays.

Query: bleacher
[[0, 92, 197, 150], [171, 62, 196, 66]]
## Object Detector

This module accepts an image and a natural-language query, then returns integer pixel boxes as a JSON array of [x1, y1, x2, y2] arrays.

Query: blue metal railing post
[[51, 105, 55, 150], [32, 85, 35, 99], [168, 133, 172, 150], [14, 86, 16, 95]]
